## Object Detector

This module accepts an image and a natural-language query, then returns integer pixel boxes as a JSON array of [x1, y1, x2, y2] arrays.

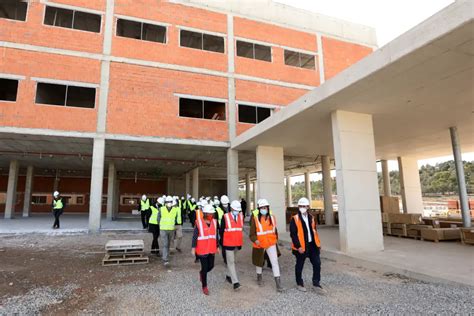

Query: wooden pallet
[[105, 253, 145, 260], [460, 228, 474, 245], [106, 248, 144, 254], [102, 256, 149, 266]]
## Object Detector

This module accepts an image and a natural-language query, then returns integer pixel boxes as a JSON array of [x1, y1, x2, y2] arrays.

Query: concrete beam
[[106, 162, 116, 221], [332, 111, 383, 253], [4, 160, 19, 219], [256, 146, 286, 233], [89, 138, 105, 232], [22, 166, 34, 218], [398, 156, 423, 214], [381, 159, 391, 196], [321, 155, 334, 225]]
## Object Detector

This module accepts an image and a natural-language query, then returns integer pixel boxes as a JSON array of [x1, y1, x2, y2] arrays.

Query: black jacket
[[289, 212, 318, 252]]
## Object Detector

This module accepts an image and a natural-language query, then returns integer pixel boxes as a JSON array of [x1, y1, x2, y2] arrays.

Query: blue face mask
[[260, 209, 268, 216], [232, 210, 239, 217]]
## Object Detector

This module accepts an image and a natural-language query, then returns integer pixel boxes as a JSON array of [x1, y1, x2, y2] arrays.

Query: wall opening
[[0, 78, 19, 102]]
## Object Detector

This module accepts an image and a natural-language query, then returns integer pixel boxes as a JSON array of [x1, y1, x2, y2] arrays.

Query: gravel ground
[[0, 231, 472, 315]]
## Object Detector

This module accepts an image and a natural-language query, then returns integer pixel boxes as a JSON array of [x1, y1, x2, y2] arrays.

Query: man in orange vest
[[290, 197, 324, 294], [219, 200, 244, 291], [191, 204, 219, 296], [249, 198, 284, 292]]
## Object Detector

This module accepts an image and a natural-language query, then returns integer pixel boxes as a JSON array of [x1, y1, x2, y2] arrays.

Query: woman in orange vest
[[289, 197, 325, 294], [219, 200, 244, 291], [249, 198, 284, 292], [191, 204, 219, 295]]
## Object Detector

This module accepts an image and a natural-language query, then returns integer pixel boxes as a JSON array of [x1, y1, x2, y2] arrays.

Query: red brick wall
[[322, 36, 374, 80]]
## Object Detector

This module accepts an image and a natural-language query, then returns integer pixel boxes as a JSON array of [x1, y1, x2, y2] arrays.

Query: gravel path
[[0, 232, 472, 315]]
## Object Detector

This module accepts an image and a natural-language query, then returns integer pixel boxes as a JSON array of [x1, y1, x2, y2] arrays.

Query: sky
[[273, 0, 472, 184]]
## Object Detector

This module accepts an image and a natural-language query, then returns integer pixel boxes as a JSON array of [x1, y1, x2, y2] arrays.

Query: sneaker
[[202, 287, 209, 295], [297, 285, 307, 292], [233, 283, 241, 291], [313, 285, 327, 295], [225, 276, 232, 284]]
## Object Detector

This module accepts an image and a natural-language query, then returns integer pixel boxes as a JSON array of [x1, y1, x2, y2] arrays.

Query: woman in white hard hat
[[219, 200, 244, 290], [290, 197, 324, 294], [249, 198, 284, 292], [192, 204, 219, 295], [52, 191, 65, 229]]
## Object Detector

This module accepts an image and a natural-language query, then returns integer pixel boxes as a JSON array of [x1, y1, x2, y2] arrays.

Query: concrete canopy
[[232, 1, 474, 160]]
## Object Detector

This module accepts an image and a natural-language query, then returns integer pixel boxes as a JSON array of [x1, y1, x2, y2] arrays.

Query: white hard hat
[[196, 201, 202, 208], [165, 196, 173, 203], [187, 194, 191, 199], [158, 197, 164, 205], [191, 198, 196, 203], [53, 191, 59, 197], [203, 204, 216, 214], [220, 195, 230, 205], [141, 194, 147, 201], [213, 199, 220, 205], [230, 200, 242, 212], [214, 196, 218, 200], [298, 197, 310, 207], [181, 196, 184, 199], [257, 199, 269, 208]]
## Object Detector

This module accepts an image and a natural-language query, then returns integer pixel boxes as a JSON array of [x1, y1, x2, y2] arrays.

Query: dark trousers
[[199, 254, 215, 288], [294, 242, 321, 286], [141, 209, 150, 228], [53, 209, 62, 228], [149, 224, 160, 253], [189, 211, 196, 228]]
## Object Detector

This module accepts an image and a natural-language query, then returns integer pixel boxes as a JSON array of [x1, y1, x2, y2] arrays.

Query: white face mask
[[299, 207, 308, 214], [166, 203, 172, 208], [260, 209, 268, 216]]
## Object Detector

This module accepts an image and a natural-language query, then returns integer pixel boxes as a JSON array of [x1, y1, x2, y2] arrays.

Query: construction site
[[0, 0, 473, 314]]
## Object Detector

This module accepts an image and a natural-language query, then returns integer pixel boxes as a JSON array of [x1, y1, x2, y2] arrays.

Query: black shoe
[[225, 276, 232, 284], [233, 283, 241, 291], [194, 258, 199, 263]]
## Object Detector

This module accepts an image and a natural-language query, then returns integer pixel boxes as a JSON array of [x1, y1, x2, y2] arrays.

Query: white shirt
[[301, 213, 312, 243]]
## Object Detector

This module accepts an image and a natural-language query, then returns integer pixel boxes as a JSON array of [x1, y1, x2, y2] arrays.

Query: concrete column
[[89, 138, 105, 232], [22, 165, 34, 218], [322, 155, 334, 225], [252, 181, 257, 210], [106, 162, 116, 221], [332, 110, 383, 252], [256, 146, 286, 233], [227, 149, 239, 201], [450, 127, 471, 227], [381, 159, 391, 196], [4, 160, 19, 219], [112, 178, 120, 219], [304, 171, 312, 201], [245, 173, 251, 206], [286, 175, 293, 207], [192, 168, 199, 199], [398, 156, 423, 214], [185, 172, 191, 196]]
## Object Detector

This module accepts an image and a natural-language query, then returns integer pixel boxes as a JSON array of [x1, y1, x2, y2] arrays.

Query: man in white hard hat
[[139, 194, 151, 229], [220, 195, 230, 214], [52, 191, 65, 229], [157, 196, 180, 266], [290, 197, 324, 294], [192, 204, 219, 295], [219, 200, 244, 291]]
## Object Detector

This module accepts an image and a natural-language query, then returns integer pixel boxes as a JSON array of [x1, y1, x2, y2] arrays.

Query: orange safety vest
[[253, 215, 277, 249], [195, 217, 218, 256], [291, 214, 321, 251], [223, 212, 243, 247]]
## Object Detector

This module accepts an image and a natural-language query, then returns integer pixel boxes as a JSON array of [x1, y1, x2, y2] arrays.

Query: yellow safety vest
[[53, 199, 63, 209], [160, 206, 178, 230], [149, 206, 159, 225], [215, 207, 224, 221], [140, 199, 150, 211], [188, 201, 196, 211]]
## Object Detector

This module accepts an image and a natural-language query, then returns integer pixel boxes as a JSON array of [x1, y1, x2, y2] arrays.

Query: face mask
[[260, 209, 268, 216], [166, 203, 172, 208], [232, 210, 239, 217], [205, 214, 214, 221], [299, 207, 308, 214]]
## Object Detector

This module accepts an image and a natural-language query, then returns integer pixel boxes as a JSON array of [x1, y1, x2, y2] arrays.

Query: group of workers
[[138, 193, 324, 296]]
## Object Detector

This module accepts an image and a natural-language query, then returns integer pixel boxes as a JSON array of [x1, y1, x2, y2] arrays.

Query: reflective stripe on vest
[[223, 213, 243, 247], [195, 218, 217, 255], [53, 199, 63, 209], [253, 215, 277, 249], [291, 214, 321, 250], [140, 199, 150, 211], [149, 206, 159, 225], [159, 206, 177, 230]]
